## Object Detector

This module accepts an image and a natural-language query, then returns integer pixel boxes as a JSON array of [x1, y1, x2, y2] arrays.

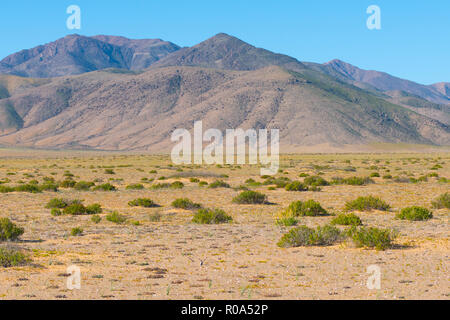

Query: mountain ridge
[[0, 33, 448, 151]]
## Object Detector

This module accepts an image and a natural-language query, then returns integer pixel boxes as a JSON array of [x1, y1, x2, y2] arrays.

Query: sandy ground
[[0, 151, 448, 300]]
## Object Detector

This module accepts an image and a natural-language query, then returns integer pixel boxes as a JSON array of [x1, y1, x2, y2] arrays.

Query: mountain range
[[0, 33, 448, 151]]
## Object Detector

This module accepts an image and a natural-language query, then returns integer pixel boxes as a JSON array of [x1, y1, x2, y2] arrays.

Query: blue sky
[[0, 0, 448, 85]]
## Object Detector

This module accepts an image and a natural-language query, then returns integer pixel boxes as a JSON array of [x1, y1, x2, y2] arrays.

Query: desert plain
[[0, 148, 448, 300]]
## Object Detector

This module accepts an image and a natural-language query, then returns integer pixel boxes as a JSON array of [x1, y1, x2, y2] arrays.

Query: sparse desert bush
[[60, 179, 76, 188], [344, 176, 374, 185], [303, 176, 329, 187], [276, 217, 298, 226], [126, 183, 144, 190], [396, 206, 433, 221], [0, 218, 24, 241], [189, 178, 199, 183], [282, 200, 328, 217], [93, 183, 117, 191], [128, 198, 158, 208], [432, 193, 450, 209], [298, 173, 309, 178], [347, 226, 397, 250], [382, 174, 393, 179], [370, 172, 380, 177], [208, 180, 230, 188], [150, 183, 170, 189], [0, 185, 14, 193], [331, 176, 373, 186], [106, 211, 126, 224], [86, 204, 102, 214], [192, 208, 232, 224], [63, 203, 87, 215], [331, 213, 362, 226], [172, 198, 201, 210], [149, 212, 162, 222], [344, 196, 390, 212], [104, 169, 115, 174], [232, 190, 267, 204], [198, 181, 208, 186], [277, 225, 342, 248], [71, 227, 83, 236], [245, 178, 262, 187], [51, 208, 62, 216], [91, 215, 101, 224], [39, 182, 59, 192], [46, 198, 70, 209], [14, 184, 41, 193], [285, 181, 308, 191], [170, 181, 184, 189], [74, 181, 95, 191], [263, 176, 290, 188], [0, 247, 28, 267]]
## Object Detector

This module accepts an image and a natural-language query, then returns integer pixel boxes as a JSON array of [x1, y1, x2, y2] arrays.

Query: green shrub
[[283, 200, 328, 217], [192, 208, 232, 224], [232, 191, 267, 204], [170, 181, 184, 189], [344, 176, 374, 185], [382, 174, 393, 179], [189, 178, 200, 183], [277, 225, 342, 248], [370, 172, 380, 177], [128, 198, 158, 208], [431, 193, 450, 209], [74, 181, 95, 191], [86, 204, 102, 215], [106, 211, 126, 224], [298, 173, 309, 178], [208, 180, 230, 188], [91, 215, 101, 224], [0, 247, 28, 267], [331, 213, 362, 226], [245, 178, 262, 187], [344, 196, 390, 211], [347, 226, 397, 250], [332, 176, 373, 186], [60, 179, 76, 188], [172, 198, 201, 210], [198, 181, 208, 186], [0, 218, 24, 241], [63, 203, 87, 215], [93, 183, 117, 191], [276, 217, 298, 226], [396, 206, 433, 221], [51, 208, 62, 216], [104, 169, 115, 174], [263, 176, 291, 188], [0, 185, 14, 193], [71, 227, 83, 236], [285, 181, 308, 191], [14, 184, 41, 193], [150, 183, 171, 190], [303, 176, 329, 187], [39, 182, 59, 192], [126, 183, 144, 190], [46, 198, 70, 209]]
